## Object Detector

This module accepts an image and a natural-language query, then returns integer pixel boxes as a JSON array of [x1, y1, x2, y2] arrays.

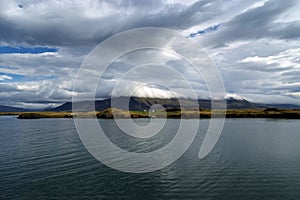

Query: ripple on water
[[1, 118, 300, 199]]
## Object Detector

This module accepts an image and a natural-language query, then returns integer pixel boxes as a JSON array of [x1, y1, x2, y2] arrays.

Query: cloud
[[0, 50, 80, 78], [201, 0, 300, 48], [0, 74, 12, 81], [225, 93, 246, 100], [287, 92, 300, 98], [0, 0, 300, 108], [112, 83, 180, 99], [0, 0, 222, 47], [0, 79, 76, 107], [240, 48, 300, 67]]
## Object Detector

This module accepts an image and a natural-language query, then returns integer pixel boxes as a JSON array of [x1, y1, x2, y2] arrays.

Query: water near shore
[[1, 117, 300, 199]]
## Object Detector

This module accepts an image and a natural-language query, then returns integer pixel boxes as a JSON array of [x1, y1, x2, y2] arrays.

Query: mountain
[[47, 96, 300, 112], [225, 97, 264, 109], [48, 96, 300, 112], [0, 105, 28, 112], [262, 104, 300, 109], [48, 96, 297, 112], [47, 97, 193, 112]]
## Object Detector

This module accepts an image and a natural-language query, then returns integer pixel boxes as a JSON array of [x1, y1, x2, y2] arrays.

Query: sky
[[0, 0, 300, 109]]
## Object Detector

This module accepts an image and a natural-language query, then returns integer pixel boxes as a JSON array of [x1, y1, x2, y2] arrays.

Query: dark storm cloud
[[0, 0, 218, 47], [202, 0, 300, 47]]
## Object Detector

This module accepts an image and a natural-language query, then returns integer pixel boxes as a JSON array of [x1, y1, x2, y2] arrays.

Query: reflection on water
[[1, 117, 300, 199]]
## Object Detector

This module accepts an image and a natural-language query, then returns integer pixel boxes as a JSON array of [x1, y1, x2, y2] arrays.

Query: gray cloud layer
[[0, 0, 300, 108], [202, 0, 300, 47]]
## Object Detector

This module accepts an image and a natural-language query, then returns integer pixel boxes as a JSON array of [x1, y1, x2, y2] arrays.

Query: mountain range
[[0, 105, 28, 112], [46, 96, 300, 112], [1, 97, 300, 112]]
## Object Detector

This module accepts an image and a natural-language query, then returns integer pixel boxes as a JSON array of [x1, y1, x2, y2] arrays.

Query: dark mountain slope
[[0, 105, 28, 112]]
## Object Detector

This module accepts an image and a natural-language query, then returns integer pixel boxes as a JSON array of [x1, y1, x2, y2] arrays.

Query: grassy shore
[[0, 112, 20, 116], [15, 112, 73, 119], [2, 107, 299, 119]]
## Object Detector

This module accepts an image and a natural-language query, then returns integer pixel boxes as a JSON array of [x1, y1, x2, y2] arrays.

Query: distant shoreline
[[1, 108, 300, 119]]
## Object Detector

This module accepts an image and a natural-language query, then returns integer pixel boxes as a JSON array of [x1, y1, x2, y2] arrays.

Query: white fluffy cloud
[[0, 75, 12, 81]]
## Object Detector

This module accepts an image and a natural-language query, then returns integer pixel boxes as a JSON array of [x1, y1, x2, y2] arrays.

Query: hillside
[[47, 97, 193, 112], [0, 105, 28, 112], [46, 96, 294, 112]]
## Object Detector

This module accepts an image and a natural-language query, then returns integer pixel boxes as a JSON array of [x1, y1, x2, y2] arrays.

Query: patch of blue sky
[[188, 24, 221, 38], [0, 73, 23, 82], [0, 46, 58, 54], [0, 72, 56, 82]]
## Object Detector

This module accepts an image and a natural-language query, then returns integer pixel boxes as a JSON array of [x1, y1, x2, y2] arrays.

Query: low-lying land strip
[[1, 107, 299, 119]]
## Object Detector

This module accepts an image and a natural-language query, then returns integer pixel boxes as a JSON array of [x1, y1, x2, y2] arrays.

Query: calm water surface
[[1, 117, 300, 199]]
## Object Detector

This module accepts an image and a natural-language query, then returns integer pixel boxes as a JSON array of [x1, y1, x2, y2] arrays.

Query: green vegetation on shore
[[225, 108, 300, 119], [2, 107, 298, 119], [0, 112, 20, 116], [16, 112, 73, 119]]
